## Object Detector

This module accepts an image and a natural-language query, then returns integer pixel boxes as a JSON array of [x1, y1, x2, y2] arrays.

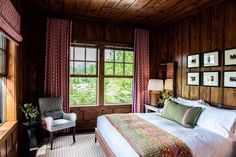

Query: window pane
[[86, 62, 96, 75], [104, 78, 132, 104], [0, 36, 2, 48], [70, 77, 97, 105], [0, 50, 5, 74], [86, 48, 97, 61], [0, 77, 6, 123], [70, 47, 74, 60], [115, 50, 124, 62], [75, 47, 85, 60], [105, 49, 114, 62], [125, 64, 133, 75], [74, 62, 85, 74], [70, 62, 74, 74], [2, 37, 6, 49], [105, 63, 113, 75], [125, 51, 133, 63], [115, 63, 123, 75]]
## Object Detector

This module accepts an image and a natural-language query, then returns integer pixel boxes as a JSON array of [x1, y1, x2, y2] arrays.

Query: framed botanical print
[[187, 54, 200, 68], [224, 48, 236, 66], [187, 72, 200, 86], [203, 51, 219, 67], [202, 72, 220, 87], [224, 71, 236, 88]]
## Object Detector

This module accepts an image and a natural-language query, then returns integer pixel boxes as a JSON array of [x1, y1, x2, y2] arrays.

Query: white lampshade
[[148, 79, 163, 91], [164, 79, 173, 91]]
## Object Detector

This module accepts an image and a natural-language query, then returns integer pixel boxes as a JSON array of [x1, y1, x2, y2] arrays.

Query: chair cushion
[[161, 100, 202, 128], [51, 119, 76, 132], [44, 109, 63, 120]]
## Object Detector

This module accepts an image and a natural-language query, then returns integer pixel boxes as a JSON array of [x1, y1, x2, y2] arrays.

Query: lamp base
[[150, 92, 160, 106]]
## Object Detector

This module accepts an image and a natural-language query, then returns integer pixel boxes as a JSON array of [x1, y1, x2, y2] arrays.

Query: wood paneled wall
[[71, 105, 131, 131], [0, 122, 17, 157], [18, 13, 134, 131], [72, 19, 134, 46], [150, 0, 236, 108], [71, 19, 134, 130]]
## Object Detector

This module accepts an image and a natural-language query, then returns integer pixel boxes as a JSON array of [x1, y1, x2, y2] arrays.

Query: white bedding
[[97, 113, 235, 157]]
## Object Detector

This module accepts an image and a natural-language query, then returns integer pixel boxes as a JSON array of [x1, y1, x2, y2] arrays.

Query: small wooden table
[[23, 121, 41, 151], [144, 104, 162, 113]]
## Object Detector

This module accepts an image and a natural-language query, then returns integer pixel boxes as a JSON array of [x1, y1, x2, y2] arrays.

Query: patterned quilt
[[105, 114, 192, 157]]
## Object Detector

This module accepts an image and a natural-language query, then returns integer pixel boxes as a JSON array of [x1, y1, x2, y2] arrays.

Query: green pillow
[[161, 100, 202, 128]]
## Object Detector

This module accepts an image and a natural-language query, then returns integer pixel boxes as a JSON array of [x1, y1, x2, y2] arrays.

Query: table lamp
[[164, 79, 173, 95], [148, 79, 163, 106]]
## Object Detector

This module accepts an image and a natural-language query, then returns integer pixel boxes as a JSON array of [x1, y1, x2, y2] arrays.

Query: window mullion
[[98, 45, 104, 106], [123, 50, 125, 76], [84, 48, 87, 75], [113, 50, 115, 75]]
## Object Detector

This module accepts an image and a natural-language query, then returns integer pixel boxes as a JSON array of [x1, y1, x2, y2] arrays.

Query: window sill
[[0, 121, 17, 143], [70, 104, 132, 108]]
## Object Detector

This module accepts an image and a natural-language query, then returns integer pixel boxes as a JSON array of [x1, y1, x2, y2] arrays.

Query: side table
[[144, 104, 162, 113], [23, 121, 41, 151]]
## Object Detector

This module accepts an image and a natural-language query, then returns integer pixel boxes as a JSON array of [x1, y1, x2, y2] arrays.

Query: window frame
[[70, 45, 99, 106], [103, 48, 134, 105], [69, 44, 134, 107], [0, 34, 7, 124]]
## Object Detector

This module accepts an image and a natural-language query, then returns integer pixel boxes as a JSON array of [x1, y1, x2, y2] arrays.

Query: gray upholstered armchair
[[38, 97, 77, 150]]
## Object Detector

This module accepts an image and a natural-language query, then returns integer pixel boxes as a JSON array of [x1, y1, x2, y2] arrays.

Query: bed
[[95, 98, 236, 157]]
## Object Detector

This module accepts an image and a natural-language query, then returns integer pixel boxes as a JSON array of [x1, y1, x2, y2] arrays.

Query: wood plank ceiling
[[24, 0, 223, 26]]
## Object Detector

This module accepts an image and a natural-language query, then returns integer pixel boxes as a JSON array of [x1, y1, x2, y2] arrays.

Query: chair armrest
[[41, 116, 53, 130], [63, 112, 77, 121]]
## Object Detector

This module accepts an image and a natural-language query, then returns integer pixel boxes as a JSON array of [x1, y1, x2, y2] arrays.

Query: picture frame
[[187, 72, 200, 86], [203, 51, 219, 67], [202, 72, 220, 87], [224, 48, 236, 66], [187, 54, 200, 68], [224, 71, 236, 88]]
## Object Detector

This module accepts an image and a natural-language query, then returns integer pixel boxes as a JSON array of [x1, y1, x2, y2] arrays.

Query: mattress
[[97, 113, 234, 157]]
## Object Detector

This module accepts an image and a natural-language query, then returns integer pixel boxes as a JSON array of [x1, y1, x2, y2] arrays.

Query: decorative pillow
[[44, 109, 63, 120], [197, 105, 236, 138], [170, 97, 208, 108], [161, 100, 202, 128]]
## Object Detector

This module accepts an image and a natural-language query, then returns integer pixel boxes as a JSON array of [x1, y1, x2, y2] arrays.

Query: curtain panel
[[44, 18, 72, 113], [0, 0, 22, 42], [132, 29, 150, 113]]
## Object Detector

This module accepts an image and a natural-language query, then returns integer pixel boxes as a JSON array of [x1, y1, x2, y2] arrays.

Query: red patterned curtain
[[44, 18, 72, 113], [132, 29, 150, 113], [0, 0, 22, 42]]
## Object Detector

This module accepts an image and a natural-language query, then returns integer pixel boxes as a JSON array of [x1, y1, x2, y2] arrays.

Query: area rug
[[36, 133, 105, 157]]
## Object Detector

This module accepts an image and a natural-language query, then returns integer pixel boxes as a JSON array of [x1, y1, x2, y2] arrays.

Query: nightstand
[[145, 104, 162, 113]]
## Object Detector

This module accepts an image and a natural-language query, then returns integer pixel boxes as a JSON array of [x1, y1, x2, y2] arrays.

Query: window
[[70, 46, 98, 105], [104, 49, 133, 104], [69, 46, 134, 106], [0, 35, 7, 124]]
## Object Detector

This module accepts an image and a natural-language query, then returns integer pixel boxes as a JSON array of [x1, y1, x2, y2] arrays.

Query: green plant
[[158, 90, 170, 107], [21, 103, 39, 121]]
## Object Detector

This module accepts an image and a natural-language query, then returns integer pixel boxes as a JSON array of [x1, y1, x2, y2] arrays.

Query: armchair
[[38, 97, 77, 150]]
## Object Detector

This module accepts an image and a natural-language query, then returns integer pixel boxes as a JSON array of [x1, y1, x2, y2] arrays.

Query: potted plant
[[21, 103, 39, 123], [158, 90, 170, 107]]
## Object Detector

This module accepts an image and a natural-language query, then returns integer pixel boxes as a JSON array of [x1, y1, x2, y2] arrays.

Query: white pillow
[[197, 105, 236, 138], [170, 97, 208, 107]]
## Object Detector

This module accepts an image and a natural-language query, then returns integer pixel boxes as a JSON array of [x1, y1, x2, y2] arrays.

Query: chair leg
[[50, 132, 53, 150], [72, 127, 76, 143]]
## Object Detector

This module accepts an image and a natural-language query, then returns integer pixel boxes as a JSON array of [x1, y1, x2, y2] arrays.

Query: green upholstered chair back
[[38, 97, 63, 117]]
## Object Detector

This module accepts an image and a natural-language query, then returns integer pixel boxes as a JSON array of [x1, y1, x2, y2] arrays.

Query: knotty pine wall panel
[[71, 105, 131, 131], [150, 0, 236, 108]]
